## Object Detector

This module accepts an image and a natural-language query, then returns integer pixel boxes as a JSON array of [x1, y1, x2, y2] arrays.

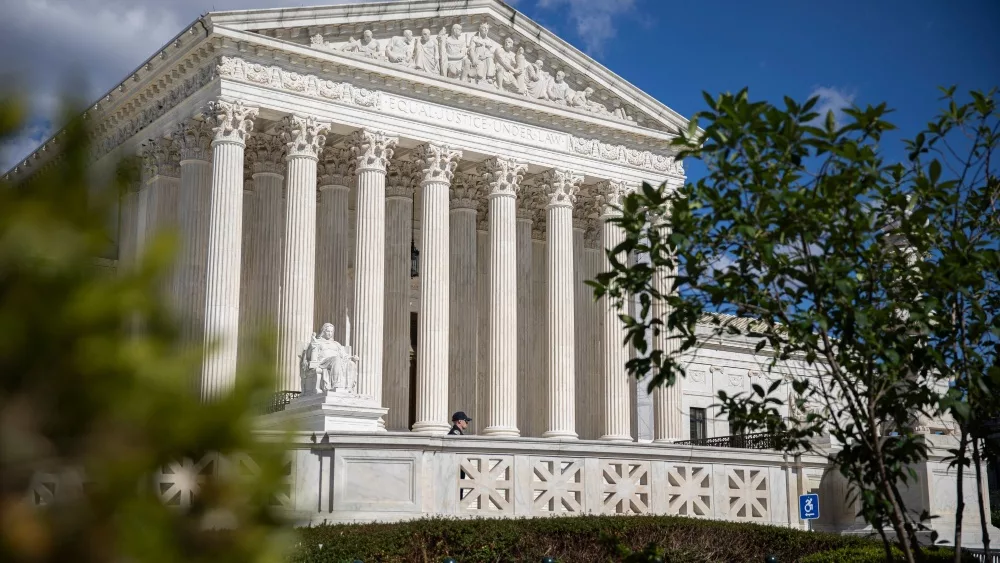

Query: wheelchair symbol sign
[[799, 493, 820, 520]]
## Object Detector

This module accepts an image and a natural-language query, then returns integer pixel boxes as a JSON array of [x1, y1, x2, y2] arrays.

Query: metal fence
[[256, 390, 301, 415], [966, 548, 1000, 563], [675, 432, 782, 450]]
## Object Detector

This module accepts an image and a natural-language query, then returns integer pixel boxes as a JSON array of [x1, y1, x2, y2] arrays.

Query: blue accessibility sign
[[799, 493, 820, 520]]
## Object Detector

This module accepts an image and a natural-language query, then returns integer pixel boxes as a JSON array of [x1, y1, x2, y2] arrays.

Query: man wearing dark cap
[[448, 411, 472, 435]]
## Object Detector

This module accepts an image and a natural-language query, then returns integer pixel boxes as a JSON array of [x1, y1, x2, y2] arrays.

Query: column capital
[[140, 136, 180, 181], [319, 146, 354, 188], [595, 179, 634, 218], [281, 114, 332, 159], [247, 134, 286, 176], [350, 128, 398, 173], [540, 168, 583, 208], [386, 160, 419, 199], [450, 171, 481, 210], [206, 99, 258, 146], [414, 142, 463, 185], [480, 156, 527, 198], [173, 119, 213, 162], [516, 189, 540, 221]]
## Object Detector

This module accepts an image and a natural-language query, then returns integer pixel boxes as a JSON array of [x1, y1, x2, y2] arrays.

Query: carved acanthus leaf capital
[[480, 156, 528, 198], [246, 134, 286, 175], [318, 147, 355, 188], [595, 179, 633, 216], [414, 143, 463, 185], [540, 168, 583, 208], [386, 160, 420, 199], [350, 129, 398, 173], [174, 119, 213, 162], [140, 136, 180, 180], [450, 171, 481, 210], [281, 115, 332, 159], [207, 99, 259, 145]]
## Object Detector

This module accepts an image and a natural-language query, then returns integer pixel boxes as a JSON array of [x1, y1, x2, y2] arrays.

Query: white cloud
[[1, 121, 54, 170], [809, 86, 856, 128], [535, 0, 636, 54]]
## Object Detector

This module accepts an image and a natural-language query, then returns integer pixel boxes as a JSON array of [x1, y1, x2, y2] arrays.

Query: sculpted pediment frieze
[[292, 19, 647, 127]]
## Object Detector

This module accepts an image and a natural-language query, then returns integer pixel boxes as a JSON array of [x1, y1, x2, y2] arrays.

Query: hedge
[[292, 515, 878, 563], [800, 545, 975, 563]]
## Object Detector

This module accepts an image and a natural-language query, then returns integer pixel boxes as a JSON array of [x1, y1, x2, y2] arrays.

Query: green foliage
[[292, 514, 874, 563], [800, 545, 976, 563], [590, 85, 998, 563], [0, 97, 294, 561]]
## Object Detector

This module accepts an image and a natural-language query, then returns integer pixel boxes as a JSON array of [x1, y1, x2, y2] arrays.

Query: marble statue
[[300, 322, 359, 395], [493, 38, 524, 94], [442, 23, 468, 79], [343, 30, 383, 60], [464, 22, 496, 84], [413, 28, 440, 74], [523, 57, 551, 100], [547, 70, 572, 105], [385, 30, 416, 64]]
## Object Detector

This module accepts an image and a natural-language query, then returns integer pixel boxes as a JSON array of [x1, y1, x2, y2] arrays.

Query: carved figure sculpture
[[523, 58, 550, 100], [413, 28, 440, 74], [463, 22, 496, 84], [385, 29, 416, 64], [343, 29, 383, 60], [493, 38, 524, 94], [300, 322, 359, 395], [442, 24, 468, 79], [546, 70, 572, 105]]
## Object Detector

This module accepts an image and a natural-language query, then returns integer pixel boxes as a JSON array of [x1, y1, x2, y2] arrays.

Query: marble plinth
[[257, 392, 388, 433]]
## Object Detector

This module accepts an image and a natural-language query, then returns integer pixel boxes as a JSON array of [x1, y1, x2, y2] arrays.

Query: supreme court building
[[8, 0, 994, 545]]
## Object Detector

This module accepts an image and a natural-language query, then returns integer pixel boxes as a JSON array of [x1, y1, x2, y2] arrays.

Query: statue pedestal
[[257, 391, 387, 433]]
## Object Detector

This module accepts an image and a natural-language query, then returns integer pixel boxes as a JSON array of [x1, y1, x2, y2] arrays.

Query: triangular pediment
[[207, 0, 688, 135]]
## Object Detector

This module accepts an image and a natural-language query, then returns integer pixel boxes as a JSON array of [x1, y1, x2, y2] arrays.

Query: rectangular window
[[690, 407, 707, 442]]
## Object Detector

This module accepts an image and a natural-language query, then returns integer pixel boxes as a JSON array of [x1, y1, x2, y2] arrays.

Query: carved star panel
[[726, 467, 770, 521], [154, 453, 219, 508], [458, 455, 514, 514], [666, 465, 713, 518], [530, 458, 584, 515], [600, 460, 651, 515], [221, 452, 295, 509]]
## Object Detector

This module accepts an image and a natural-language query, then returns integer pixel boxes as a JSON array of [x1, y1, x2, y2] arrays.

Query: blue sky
[[1, 0, 998, 173]]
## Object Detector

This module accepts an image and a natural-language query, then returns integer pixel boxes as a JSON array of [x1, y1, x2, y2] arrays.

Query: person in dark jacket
[[448, 411, 471, 435]]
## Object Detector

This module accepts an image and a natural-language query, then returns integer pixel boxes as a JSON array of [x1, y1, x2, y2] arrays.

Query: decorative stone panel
[[600, 460, 650, 515], [458, 455, 514, 514], [530, 457, 584, 515], [155, 453, 219, 508], [666, 464, 712, 517], [726, 467, 769, 521], [222, 452, 295, 509]]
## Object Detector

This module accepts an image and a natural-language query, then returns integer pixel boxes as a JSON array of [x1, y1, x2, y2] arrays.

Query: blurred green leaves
[[0, 96, 293, 562]]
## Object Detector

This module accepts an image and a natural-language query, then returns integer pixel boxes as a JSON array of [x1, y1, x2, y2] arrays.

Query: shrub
[[800, 545, 977, 563], [293, 515, 875, 563]]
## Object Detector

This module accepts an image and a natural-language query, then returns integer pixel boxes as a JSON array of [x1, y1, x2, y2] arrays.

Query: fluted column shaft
[[351, 129, 398, 409], [176, 120, 214, 347], [315, 147, 353, 343], [200, 100, 258, 400], [481, 157, 526, 437], [652, 215, 684, 441], [412, 143, 462, 435], [275, 115, 330, 392], [449, 199, 478, 427], [252, 172, 284, 332], [515, 212, 534, 435], [383, 166, 414, 431], [542, 169, 583, 439], [599, 185, 632, 440]]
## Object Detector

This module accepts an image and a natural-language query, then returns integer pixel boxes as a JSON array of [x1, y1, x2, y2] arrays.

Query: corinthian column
[[140, 136, 181, 302], [174, 118, 214, 347], [200, 99, 258, 400], [541, 169, 583, 439], [383, 160, 417, 431], [596, 180, 633, 441], [449, 173, 479, 428], [276, 115, 331, 392], [652, 208, 684, 441], [245, 134, 286, 335], [315, 148, 353, 344], [515, 194, 535, 435], [480, 157, 526, 437], [350, 129, 398, 407], [412, 142, 463, 435]]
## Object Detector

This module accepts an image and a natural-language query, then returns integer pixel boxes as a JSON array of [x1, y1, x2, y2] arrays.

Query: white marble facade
[[9, 0, 995, 544]]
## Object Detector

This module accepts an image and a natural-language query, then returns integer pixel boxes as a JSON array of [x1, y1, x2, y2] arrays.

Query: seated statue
[[300, 323, 359, 395]]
